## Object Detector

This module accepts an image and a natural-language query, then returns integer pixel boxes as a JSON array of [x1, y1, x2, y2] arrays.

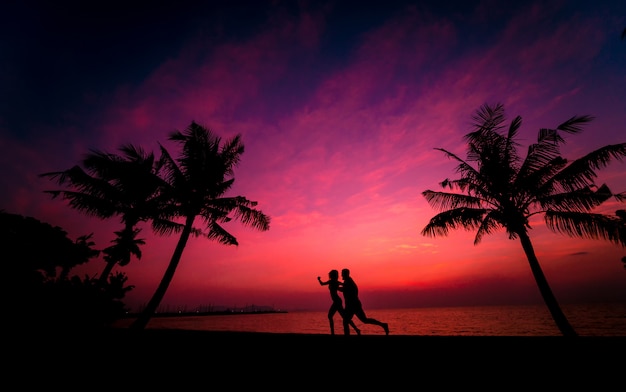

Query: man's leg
[[343, 310, 353, 335]]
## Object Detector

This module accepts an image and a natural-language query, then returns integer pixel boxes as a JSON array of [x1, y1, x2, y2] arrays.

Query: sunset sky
[[2, 0, 625, 312]]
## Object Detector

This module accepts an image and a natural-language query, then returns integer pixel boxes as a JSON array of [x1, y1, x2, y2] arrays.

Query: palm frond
[[421, 207, 487, 237], [44, 190, 118, 218], [518, 141, 561, 178], [473, 211, 503, 245], [434, 148, 490, 196], [518, 155, 567, 199], [537, 115, 594, 146], [468, 102, 506, 134], [208, 178, 235, 199], [118, 144, 154, 165], [538, 184, 614, 212], [465, 104, 512, 169], [550, 143, 626, 192], [545, 211, 626, 246], [204, 220, 239, 245], [556, 115, 595, 135], [465, 129, 507, 163], [439, 178, 476, 192], [41, 165, 108, 196], [434, 147, 467, 166], [538, 128, 566, 145], [150, 217, 184, 236], [230, 199, 271, 231], [158, 143, 186, 188], [422, 190, 484, 211], [503, 115, 522, 163], [220, 134, 244, 176]]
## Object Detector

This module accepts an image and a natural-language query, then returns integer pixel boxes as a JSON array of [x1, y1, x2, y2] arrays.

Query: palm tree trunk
[[98, 261, 115, 286], [518, 231, 578, 337], [130, 215, 194, 330]]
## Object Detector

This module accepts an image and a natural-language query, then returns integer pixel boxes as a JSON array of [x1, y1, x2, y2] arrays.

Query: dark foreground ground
[[13, 328, 626, 388]]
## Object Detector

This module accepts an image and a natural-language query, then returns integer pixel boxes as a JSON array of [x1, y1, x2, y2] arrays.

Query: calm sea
[[115, 302, 626, 336]]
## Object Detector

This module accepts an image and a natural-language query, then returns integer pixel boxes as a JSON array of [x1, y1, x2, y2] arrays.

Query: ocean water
[[115, 302, 626, 336]]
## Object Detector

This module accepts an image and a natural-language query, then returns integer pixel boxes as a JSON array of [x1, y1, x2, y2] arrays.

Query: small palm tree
[[130, 121, 271, 330], [100, 226, 145, 284], [421, 103, 626, 336]]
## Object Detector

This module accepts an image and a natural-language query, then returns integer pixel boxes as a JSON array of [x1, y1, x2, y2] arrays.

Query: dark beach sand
[[15, 328, 626, 387]]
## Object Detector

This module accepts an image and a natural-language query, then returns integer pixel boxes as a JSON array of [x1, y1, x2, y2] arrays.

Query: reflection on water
[[114, 303, 626, 336]]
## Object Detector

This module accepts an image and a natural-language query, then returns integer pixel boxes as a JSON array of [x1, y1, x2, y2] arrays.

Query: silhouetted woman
[[318, 270, 360, 335], [340, 268, 389, 335]]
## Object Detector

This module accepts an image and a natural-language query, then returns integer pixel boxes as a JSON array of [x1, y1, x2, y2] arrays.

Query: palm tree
[[421, 103, 626, 336], [40, 144, 171, 284], [100, 226, 145, 285], [130, 121, 271, 330]]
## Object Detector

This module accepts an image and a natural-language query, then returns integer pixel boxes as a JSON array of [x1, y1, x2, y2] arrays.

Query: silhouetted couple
[[318, 268, 389, 335]]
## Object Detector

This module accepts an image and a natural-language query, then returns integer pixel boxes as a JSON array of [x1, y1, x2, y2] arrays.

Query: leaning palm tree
[[130, 121, 271, 330], [40, 144, 172, 284], [421, 103, 626, 336]]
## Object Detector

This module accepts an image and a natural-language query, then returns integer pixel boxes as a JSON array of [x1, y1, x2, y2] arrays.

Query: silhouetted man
[[340, 268, 389, 335]]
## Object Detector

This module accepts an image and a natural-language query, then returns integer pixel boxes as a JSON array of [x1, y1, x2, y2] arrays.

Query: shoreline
[[25, 326, 626, 349], [120, 309, 288, 318]]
